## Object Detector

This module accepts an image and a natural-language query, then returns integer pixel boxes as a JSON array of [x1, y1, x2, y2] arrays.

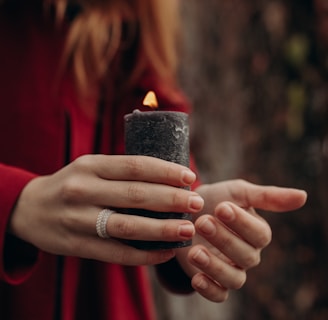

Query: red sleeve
[[0, 163, 40, 284]]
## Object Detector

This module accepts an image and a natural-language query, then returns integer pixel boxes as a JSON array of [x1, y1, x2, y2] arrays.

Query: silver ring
[[96, 209, 115, 239]]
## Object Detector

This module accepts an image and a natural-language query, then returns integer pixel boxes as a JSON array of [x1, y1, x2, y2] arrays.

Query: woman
[[0, 0, 307, 319]]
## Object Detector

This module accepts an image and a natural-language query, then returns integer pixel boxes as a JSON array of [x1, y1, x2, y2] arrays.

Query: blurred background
[[152, 0, 328, 319]]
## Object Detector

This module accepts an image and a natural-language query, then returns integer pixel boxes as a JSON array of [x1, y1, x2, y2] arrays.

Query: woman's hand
[[175, 179, 307, 302], [8, 155, 204, 266]]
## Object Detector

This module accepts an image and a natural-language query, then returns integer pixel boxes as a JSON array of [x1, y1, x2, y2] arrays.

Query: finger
[[195, 214, 262, 269], [64, 208, 195, 242], [69, 178, 204, 213], [191, 273, 229, 303], [227, 180, 307, 212], [65, 234, 176, 266], [104, 212, 196, 242], [188, 245, 246, 290], [74, 154, 196, 187], [215, 203, 272, 249]]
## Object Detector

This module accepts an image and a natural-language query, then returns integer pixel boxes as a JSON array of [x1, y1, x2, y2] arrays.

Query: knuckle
[[61, 176, 86, 204], [171, 190, 186, 209], [125, 157, 145, 177], [127, 184, 146, 203], [217, 233, 234, 252], [234, 178, 247, 185], [242, 251, 261, 269], [229, 179, 250, 202], [232, 179, 249, 191], [232, 272, 247, 290], [160, 221, 174, 238], [108, 244, 138, 265], [213, 262, 225, 275], [115, 249, 130, 265], [72, 154, 93, 171], [194, 278, 229, 303], [145, 252, 161, 265], [115, 219, 137, 238], [257, 226, 272, 248], [214, 292, 229, 303], [163, 163, 177, 181], [205, 291, 229, 303], [60, 210, 78, 230], [144, 251, 170, 265]]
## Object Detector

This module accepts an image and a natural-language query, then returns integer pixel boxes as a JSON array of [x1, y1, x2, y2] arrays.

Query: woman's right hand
[[8, 155, 204, 266]]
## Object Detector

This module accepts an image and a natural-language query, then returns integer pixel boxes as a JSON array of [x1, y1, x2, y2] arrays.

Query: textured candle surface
[[124, 109, 191, 250]]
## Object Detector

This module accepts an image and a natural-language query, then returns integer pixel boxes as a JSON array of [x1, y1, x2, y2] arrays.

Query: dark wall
[[179, 1, 328, 319]]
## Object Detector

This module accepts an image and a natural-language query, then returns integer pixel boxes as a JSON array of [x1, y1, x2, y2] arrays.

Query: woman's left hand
[[175, 179, 307, 302]]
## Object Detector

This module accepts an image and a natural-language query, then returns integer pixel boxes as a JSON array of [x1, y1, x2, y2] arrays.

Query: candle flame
[[143, 91, 158, 109]]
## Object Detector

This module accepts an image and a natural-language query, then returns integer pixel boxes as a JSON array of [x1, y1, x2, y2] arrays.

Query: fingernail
[[189, 195, 204, 211], [193, 249, 210, 266], [181, 170, 196, 185], [198, 218, 216, 236], [195, 276, 209, 290], [217, 204, 235, 222], [178, 223, 195, 238]]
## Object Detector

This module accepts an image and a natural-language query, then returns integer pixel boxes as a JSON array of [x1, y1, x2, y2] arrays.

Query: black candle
[[124, 109, 191, 250]]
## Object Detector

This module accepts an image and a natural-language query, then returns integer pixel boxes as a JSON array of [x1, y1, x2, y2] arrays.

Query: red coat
[[0, 1, 197, 319]]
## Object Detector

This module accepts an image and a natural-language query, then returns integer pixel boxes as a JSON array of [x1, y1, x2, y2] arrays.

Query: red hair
[[50, 0, 181, 95]]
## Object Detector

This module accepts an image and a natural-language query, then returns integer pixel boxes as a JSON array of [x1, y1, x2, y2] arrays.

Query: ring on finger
[[96, 209, 115, 239]]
